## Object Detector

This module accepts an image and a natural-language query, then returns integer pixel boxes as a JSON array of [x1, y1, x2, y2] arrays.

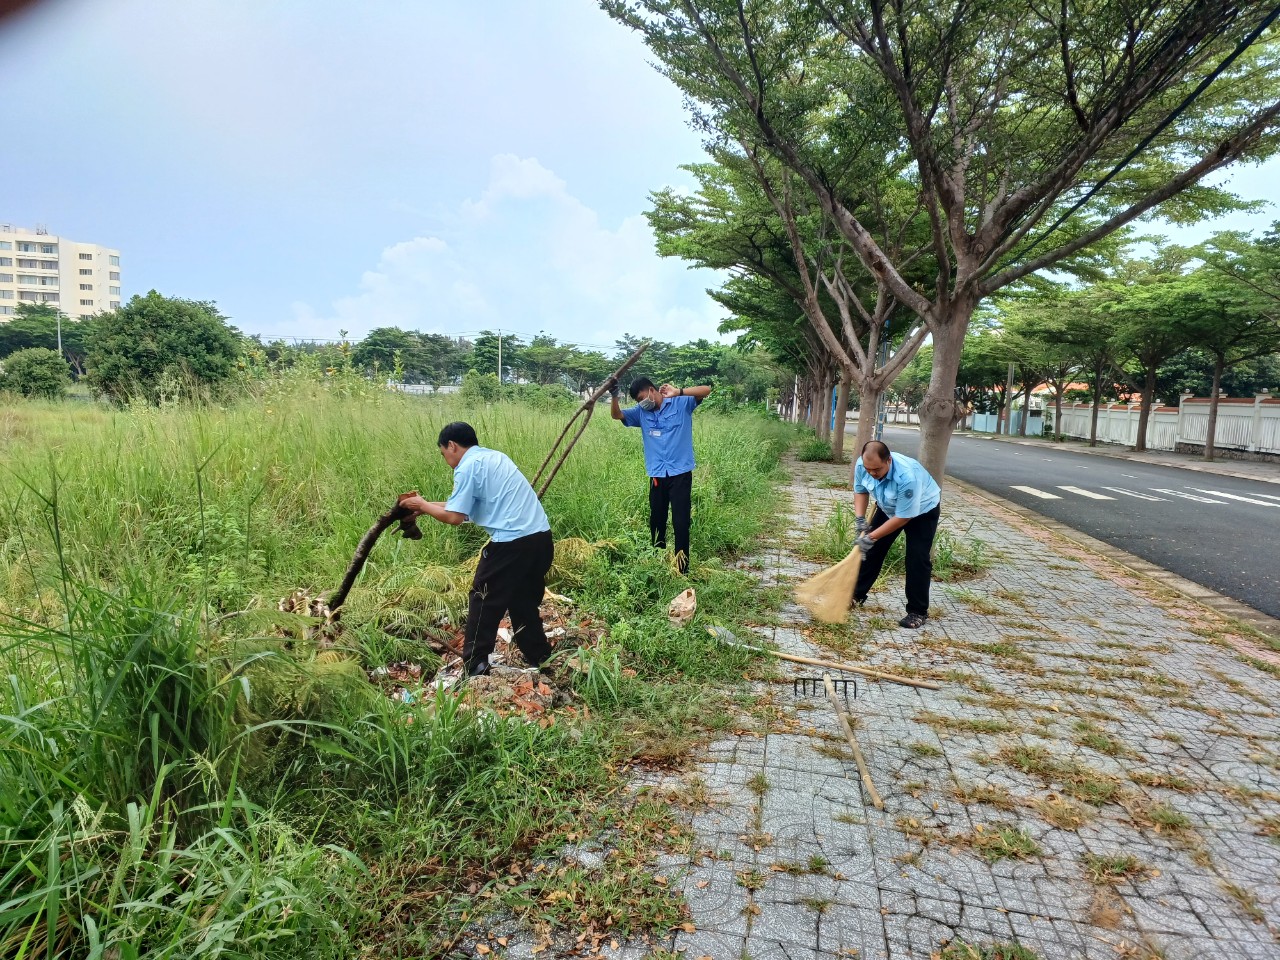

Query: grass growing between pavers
[[938, 940, 1043, 959], [667, 455, 1280, 958], [0, 387, 802, 959]]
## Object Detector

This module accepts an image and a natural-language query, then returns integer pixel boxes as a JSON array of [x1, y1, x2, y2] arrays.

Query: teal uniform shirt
[[852, 453, 941, 519], [444, 446, 551, 542]]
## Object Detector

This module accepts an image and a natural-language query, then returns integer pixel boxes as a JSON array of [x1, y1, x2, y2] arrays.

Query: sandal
[[898, 613, 928, 629]]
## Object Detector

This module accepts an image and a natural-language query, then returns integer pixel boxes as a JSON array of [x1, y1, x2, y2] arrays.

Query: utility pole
[[56, 311, 63, 358], [497, 330, 503, 384]]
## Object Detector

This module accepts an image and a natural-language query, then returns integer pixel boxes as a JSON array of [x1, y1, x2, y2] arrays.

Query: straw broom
[[795, 507, 875, 624]]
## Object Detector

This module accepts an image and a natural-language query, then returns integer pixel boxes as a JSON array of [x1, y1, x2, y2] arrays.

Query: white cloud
[[289, 154, 729, 347]]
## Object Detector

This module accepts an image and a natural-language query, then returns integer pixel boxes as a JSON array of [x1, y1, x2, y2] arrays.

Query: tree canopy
[[85, 292, 242, 404], [605, 0, 1280, 478]]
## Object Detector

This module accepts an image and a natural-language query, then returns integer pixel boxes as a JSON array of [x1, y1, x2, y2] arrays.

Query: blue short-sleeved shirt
[[620, 394, 701, 477], [853, 452, 941, 519], [444, 446, 551, 542]]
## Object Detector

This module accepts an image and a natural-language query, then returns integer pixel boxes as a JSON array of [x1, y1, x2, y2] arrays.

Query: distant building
[[0, 223, 121, 321]]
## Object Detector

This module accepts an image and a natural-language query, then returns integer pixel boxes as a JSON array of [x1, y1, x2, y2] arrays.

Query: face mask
[[638, 397, 658, 411]]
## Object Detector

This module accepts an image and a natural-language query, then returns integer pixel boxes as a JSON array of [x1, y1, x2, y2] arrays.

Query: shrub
[[0, 346, 70, 399]]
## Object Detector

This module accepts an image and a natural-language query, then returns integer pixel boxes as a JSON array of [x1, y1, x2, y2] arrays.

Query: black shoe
[[851, 596, 866, 608], [898, 613, 927, 629], [466, 660, 491, 678]]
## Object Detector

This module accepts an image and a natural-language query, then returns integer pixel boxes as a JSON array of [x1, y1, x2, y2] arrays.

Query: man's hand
[[855, 516, 867, 536], [605, 377, 620, 400], [398, 493, 431, 517], [659, 383, 680, 399], [855, 533, 876, 556]]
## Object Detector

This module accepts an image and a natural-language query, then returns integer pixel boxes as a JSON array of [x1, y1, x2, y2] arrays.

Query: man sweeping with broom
[[851, 440, 941, 629]]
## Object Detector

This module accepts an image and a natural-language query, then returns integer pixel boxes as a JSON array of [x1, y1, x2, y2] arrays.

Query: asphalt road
[[875, 425, 1280, 621]]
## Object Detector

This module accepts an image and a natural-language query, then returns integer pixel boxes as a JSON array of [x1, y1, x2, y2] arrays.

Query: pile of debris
[[364, 591, 604, 721]]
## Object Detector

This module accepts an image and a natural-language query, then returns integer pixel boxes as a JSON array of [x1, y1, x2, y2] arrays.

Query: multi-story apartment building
[[0, 223, 121, 321]]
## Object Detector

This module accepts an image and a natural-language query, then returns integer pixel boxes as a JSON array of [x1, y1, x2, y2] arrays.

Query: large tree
[[0, 303, 91, 377], [605, 0, 1280, 480], [651, 152, 930, 460], [85, 292, 242, 404], [351, 326, 420, 378], [1167, 242, 1280, 459]]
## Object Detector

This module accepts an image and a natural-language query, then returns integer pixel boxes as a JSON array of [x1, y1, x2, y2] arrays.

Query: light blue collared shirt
[[444, 446, 550, 542], [853, 452, 941, 519], [621, 394, 701, 477]]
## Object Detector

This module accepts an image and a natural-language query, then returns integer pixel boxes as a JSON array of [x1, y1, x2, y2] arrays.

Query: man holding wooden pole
[[852, 440, 941, 629]]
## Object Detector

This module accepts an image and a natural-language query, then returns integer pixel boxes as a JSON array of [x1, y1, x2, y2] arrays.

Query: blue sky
[[1, 0, 1276, 348]]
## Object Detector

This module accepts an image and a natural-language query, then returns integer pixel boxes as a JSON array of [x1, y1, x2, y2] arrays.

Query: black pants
[[853, 503, 941, 617], [463, 530, 554, 671], [649, 471, 692, 574]]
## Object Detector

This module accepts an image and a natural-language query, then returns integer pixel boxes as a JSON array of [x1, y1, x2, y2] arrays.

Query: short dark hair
[[438, 421, 479, 448], [628, 376, 655, 401], [861, 439, 891, 462]]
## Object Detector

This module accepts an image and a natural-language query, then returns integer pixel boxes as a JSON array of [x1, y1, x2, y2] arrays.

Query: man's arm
[[660, 383, 712, 400], [399, 494, 467, 526], [868, 515, 909, 541], [854, 491, 870, 518]]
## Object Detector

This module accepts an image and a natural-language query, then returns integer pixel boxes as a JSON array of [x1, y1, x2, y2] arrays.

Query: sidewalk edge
[[945, 474, 1280, 646]]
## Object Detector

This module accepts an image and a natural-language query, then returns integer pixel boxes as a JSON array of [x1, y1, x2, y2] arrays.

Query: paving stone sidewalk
[[663, 457, 1280, 960]]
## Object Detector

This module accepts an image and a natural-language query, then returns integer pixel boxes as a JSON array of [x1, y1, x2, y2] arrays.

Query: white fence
[[1055, 394, 1280, 455]]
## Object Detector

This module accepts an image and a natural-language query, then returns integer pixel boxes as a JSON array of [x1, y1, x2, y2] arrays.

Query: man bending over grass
[[851, 440, 941, 630], [401, 422, 553, 677], [608, 376, 712, 574]]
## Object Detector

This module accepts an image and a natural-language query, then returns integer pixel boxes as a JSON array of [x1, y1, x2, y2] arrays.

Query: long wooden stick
[[532, 340, 651, 498], [824, 673, 883, 809], [710, 630, 941, 690]]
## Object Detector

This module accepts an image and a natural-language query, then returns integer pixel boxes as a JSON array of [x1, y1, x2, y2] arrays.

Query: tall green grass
[[0, 386, 796, 958]]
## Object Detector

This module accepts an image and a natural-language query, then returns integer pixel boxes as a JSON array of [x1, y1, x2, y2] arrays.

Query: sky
[[1, 0, 1277, 349]]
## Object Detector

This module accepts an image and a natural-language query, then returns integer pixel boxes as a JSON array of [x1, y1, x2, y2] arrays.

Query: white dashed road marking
[[1152, 489, 1225, 504], [1189, 489, 1280, 508], [1057, 486, 1115, 500], [1011, 486, 1062, 499], [1101, 487, 1168, 501]]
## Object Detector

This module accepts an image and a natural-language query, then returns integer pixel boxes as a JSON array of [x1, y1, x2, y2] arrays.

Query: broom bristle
[[795, 548, 863, 624]]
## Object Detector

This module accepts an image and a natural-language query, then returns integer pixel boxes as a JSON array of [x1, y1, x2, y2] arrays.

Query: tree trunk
[[1018, 383, 1033, 436], [917, 312, 972, 485], [1205, 355, 1224, 462], [1089, 358, 1103, 447], [1054, 388, 1064, 441], [1134, 366, 1157, 452], [818, 370, 834, 440], [831, 372, 851, 460], [849, 379, 883, 485]]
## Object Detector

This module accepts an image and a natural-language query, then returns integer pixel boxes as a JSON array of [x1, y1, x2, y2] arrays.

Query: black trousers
[[649, 471, 692, 574], [463, 530, 554, 671], [853, 503, 941, 617]]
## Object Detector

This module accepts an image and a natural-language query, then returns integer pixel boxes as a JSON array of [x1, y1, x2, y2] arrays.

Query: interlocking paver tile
[[665, 456, 1280, 959]]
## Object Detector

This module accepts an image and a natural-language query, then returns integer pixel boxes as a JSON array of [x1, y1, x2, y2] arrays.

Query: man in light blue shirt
[[610, 375, 713, 574], [401, 422, 554, 676], [851, 440, 942, 629]]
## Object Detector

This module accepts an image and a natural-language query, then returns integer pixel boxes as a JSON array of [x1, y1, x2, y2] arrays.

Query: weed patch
[[1082, 853, 1147, 884]]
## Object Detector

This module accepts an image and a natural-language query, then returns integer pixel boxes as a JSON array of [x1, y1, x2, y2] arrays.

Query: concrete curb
[[945, 473, 1280, 645], [857, 420, 1280, 485]]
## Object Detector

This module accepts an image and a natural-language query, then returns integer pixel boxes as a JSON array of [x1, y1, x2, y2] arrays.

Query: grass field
[[0, 381, 797, 958]]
